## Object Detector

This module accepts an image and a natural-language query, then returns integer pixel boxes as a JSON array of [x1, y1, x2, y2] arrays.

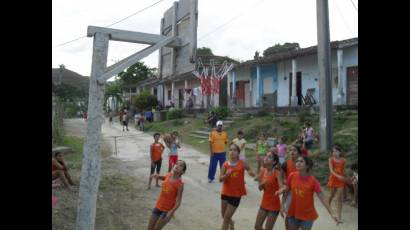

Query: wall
[[276, 45, 357, 106], [250, 64, 278, 107]]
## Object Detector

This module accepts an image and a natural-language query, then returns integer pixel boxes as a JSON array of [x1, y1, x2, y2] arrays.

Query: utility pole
[[316, 0, 333, 153]]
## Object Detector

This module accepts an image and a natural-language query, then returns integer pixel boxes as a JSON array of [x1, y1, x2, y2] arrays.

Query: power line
[[54, 0, 167, 48], [333, 0, 355, 36], [105, 0, 167, 28], [198, 0, 266, 42], [348, 0, 358, 12]]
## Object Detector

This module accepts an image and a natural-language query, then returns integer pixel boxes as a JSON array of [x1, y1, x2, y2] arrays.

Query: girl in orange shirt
[[281, 145, 302, 230], [327, 145, 348, 222], [281, 156, 340, 230], [219, 143, 256, 230], [147, 160, 186, 230], [254, 151, 285, 230]]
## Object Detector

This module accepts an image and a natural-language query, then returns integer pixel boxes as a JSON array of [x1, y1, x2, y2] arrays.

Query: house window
[[168, 90, 171, 100]]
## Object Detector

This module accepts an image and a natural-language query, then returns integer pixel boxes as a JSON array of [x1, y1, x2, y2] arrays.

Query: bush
[[211, 106, 231, 119], [256, 109, 269, 117], [298, 111, 311, 123], [64, 105, 77, 118], [172, 119, 184, 126], [167, 108, 184, 120], [132, 91, 158, 111]]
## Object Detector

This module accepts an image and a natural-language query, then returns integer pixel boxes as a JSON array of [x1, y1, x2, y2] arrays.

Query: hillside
[[52, 67, 89, 93]]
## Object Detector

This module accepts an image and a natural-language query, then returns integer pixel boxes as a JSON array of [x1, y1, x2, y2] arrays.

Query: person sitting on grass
[[52, 151, 74, 190]]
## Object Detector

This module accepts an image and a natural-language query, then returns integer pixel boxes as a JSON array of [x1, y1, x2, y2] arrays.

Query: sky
[[52, 0, 358, 79]]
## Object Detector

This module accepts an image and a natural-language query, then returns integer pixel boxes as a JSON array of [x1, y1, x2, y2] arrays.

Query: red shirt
[[287, 172, 322, 221], [221, 160, 246, 197], [259, 169, 281, 211], [155, 173, 183, 212]]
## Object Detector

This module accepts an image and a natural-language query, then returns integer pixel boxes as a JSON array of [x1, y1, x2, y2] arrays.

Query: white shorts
[[279, 157, 286, 164]]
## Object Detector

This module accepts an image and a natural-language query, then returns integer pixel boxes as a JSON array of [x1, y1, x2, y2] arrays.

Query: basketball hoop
[[192, 57, 234, 96]]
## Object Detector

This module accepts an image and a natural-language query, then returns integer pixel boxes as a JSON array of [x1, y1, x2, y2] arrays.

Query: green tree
[[132, 91, 158, 112], [197, 47, 214, 56], [117, 61, 155, 86], [104, 80, 123, 111], [263, 43, 300, 57]]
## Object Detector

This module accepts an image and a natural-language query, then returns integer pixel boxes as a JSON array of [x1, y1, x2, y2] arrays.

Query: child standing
[[230, 130, 247, 161], [327, 145, 348, 222], [147, 160, 187, 230], [276, 136, 288, 164], [219, 144, 256, 230], [148, 133, 165, 190], [255, 133, 268, 179], [254, 151, 285, 230], [281, 156, 340, 229], [167, 131, 181, 172]]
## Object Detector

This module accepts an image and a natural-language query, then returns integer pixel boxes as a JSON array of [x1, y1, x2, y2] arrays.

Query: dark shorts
[[260, 207, 279, 216], [150, 159, 162, 175], [221, 195, 241, 207], [122, 121, 128, 126], [304, 139, 313, 149], [152, 207, 167, 218], [287, 216, 314, 229]]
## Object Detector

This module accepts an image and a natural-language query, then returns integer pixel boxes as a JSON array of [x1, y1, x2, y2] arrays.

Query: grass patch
[[56, 135, 112, 170], [99, 173, 135, 191]]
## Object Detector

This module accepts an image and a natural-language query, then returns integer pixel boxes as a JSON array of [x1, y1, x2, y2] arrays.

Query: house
[[122, 55, 238, 109], [226, 37, 358, 108]]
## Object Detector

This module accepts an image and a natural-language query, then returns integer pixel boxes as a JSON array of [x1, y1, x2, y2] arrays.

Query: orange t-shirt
[[286, 159, 298, 179], [155, 173, 183, 212], [221, 160, 246, 197], [259, 168, 281, 211], [327, 158, 346, 188], [287, 172, 322, 221], [151, 142, 165, 162], [209, 131, 228, 153]]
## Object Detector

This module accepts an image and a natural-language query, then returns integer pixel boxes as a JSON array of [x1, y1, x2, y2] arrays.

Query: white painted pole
[[76, 32, 109, 230], [256, 65, 261, 107]]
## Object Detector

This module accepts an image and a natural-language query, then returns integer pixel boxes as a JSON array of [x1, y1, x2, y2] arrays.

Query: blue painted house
[[227, 37, 358, 108]]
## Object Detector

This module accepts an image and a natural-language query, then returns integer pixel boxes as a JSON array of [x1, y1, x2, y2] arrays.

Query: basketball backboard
[[159, 0, 197, 78]]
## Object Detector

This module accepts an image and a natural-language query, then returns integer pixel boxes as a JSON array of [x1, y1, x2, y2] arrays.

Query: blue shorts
[[287, 216, 314, 229], [260, 207, 279, 216], [152, 207, 167, 218]]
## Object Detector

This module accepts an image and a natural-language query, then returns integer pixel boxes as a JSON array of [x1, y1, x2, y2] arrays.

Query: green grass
[[56, 135, 112, 170], [145, 111, 358, 185]]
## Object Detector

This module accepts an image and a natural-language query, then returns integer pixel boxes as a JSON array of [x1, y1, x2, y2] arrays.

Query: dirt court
[[53, 118, 358, 230]]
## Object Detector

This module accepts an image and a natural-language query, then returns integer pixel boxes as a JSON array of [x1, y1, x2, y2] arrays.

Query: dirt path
[[65, 119, 358, 230]]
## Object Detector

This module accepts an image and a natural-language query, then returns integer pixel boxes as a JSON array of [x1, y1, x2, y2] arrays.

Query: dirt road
[[65, 118, 358, 230]]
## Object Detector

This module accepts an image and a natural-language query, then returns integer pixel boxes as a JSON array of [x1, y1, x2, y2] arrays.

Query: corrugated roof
[[239, 37, 357, 67]]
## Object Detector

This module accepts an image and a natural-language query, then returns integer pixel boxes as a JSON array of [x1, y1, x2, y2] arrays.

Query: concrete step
[[194, 130, 210, 135], [52, 146, 72, 155], [188, 134, 209, 139]]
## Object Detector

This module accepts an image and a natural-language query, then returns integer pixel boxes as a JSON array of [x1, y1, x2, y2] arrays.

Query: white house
[[227, 37, 358, 108]]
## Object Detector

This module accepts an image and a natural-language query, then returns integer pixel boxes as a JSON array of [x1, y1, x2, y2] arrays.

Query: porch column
[[291, 59, 298, 106], [184, 79, 188, 108], [256, 65, 261, 107], [232, 69, 236, 101], [171, 81, 175, 105], [336, 49, 344, 105]]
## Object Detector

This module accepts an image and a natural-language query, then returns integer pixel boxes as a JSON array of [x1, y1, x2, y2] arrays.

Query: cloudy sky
[[52, 0, 358, 78]]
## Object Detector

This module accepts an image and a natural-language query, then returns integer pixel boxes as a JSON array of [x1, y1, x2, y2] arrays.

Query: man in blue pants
[[208, 120, 229, 183]]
